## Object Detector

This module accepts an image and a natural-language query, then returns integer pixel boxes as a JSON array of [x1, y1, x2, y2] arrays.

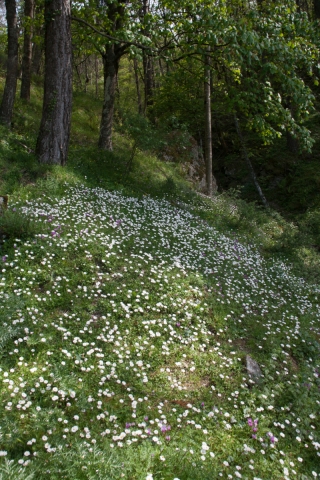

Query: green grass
[[0, 78, 319, 480]]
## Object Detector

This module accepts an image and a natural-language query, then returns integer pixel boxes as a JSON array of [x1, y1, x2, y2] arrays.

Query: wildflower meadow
[[0, 184, 319, 479]]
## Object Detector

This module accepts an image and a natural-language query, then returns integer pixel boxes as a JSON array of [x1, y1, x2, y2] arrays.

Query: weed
[[0, 209, 41, 242]]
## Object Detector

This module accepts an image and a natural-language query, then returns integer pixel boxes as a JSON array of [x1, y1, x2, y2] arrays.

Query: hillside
[[0, 88, 319, 480]]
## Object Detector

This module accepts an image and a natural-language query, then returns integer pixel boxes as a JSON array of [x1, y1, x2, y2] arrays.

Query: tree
[[227, 2, 317, 152], [72, 0, 156, 150], [141, 0, 154, 113], [72, 0, 131, 150], [72, 0, 318, 179], [36, 0, 72, 165], [233, 112, 269, 207], [31, 1, 45, 76], [204, 50, 215, 196], [0, 0, 19, 126], [150, 0, 319, 199], [133, 57, 143, 114], [98, 41, 125, 150], [97, 0, 129, 151], [314, 0, 320, 18], [21, 0, 35, 101]]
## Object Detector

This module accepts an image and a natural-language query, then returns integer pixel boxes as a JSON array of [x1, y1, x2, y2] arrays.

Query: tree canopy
[[0, 0, 319, 197]]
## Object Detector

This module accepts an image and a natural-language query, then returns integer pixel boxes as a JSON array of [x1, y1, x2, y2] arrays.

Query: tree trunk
[[143, 55, 154, 112], [233, 113, 269, 208], [204, 51, 217, 196], [0, 0, 19, 127], [84, 57, 89, 93], [286, 130, 299, 154], [98, 45, 120, 151], [314, 0, 320, 17], [158, 58, 164, 77], [31, 39, 43, 75], [286, 105, 299, 153], [36, 0, 72, 165], [31, 2, 44, 75], [21, 0, 34, 101], [133, 57, 142, 114], [95, 55, 99, 97], [142, 0, 154, 113], [97, 0, 128, 150]]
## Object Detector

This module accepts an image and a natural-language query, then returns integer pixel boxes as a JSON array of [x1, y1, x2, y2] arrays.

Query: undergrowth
[[0, 82, 319, 480]]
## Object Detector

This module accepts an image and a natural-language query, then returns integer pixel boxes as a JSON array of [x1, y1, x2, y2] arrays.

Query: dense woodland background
[[0, 0, 319, 213]]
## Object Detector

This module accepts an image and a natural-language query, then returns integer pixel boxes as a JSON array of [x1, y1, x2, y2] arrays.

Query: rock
[[246, 355, 263, 384], [188, 142, 218, 194], [198, 174, 207, 193], [160, 131, 217, 194]]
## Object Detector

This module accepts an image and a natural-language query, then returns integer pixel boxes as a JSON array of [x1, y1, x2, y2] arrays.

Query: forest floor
[[0, 87, 319, 480]]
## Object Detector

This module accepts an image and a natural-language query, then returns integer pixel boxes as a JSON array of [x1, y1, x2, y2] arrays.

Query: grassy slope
[[0, 83, 319, 480]]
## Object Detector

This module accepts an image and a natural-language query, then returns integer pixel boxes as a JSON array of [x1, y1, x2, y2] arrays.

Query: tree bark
[[31, 39, 43, 75], [133, 57, 142, 114], [95, 55, 99, 97], [233, 113, 269, 208], [204, 51, 217, 196], [286, 104, 299, 153], [142, 0, 154, 113], [21, 0, 34, 101], [97, 0, 128, 150], [0, 0, 19, 127], [143, 54, 154, 112], [286, 130, 299, 154], [98, 45, 120, 151], [31, 1, 44, 74], [158, 58, 164, 77], [36, 0, 72, 165]]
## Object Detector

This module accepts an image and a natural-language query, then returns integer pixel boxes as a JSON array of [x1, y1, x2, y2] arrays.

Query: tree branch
[[71, 16, 229, 63], [71, 16, 153, 52]]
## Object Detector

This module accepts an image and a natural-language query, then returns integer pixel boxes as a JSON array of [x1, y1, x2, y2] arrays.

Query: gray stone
[[246, 355, 263, 384]]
